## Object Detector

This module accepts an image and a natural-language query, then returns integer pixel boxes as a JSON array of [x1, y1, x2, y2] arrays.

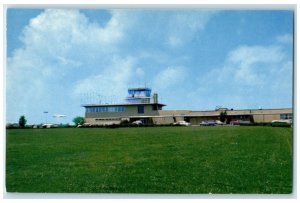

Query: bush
[[120, 120, 130, 126], [239, 122, 291, 128], [106, 124, 120, 128], [271, 122, 291, 128], [240, 122, 272, 126]]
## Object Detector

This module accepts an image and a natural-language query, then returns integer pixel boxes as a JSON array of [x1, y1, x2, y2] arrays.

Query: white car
[[215, 120, 224, 125], [173, 121, 191, 126], [271, 119, 292, 124], [132, 120, 143, 125]]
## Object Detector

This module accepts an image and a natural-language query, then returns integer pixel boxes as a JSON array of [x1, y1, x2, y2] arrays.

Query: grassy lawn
[[6, 126, 293, 193]]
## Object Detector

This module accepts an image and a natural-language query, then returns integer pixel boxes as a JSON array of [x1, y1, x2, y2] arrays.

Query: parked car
[[132, 120, 143, 125], [173, 121, 191, 126], [199, 121, 209, 126], [239, 120, 251, 124], [272, 119, 292, 124], [215, 120, 224, 125], [199, 120, 216, 126], [230, 120, 240, 125]]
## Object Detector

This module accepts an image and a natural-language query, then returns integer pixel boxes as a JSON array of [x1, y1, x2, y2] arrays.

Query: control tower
[[125, 87, 158, 104]]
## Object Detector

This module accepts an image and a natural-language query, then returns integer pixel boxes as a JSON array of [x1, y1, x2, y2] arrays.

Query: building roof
[[82, 103, 166, 107], [159, 108, 292, 117], [128, 87, 151, 91], [158, 110, 191, 116]]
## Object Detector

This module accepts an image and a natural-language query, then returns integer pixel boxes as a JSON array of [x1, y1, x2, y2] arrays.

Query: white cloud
[[114, 10, 218, 49], [153, 66, 186, 90], [166, 11, 218, 47], [6, 9, 130, 123], [22, 9, 124, 49], [192, 43, 293, 109], [226, 45, 286, 85], [73, 57, 135, 102], [228, 45, 285, 65]]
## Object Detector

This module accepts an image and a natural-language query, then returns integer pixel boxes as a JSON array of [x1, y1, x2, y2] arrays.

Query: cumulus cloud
[[22, 9, 124, 48], [228, 45, 285, 65], [215, 45, 288, 86], [193, 44, 293, 109], [200, 45, 286, 87], [121, 10, 218, 49], [73, 57, 135, 102], [153, 66, 187, 90], [166, 11, 218, 47], [6, 9, 131, 123], [226, 45, 285, 85]]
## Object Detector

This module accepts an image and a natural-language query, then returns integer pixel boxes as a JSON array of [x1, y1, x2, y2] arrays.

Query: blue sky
[[6, 8, 294, 124]]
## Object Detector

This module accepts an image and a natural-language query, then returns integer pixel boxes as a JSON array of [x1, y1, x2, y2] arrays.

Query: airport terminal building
[[82, 88, 292, 125]]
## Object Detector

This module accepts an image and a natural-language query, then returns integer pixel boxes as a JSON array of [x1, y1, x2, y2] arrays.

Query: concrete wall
[[187, 109, 292, 124], [252, 114, 281, 123], [85, 118, 122, 125], [152, 117, 175, 124]]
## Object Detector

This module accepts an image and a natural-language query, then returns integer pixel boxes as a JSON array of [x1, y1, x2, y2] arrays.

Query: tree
[[73, 116, 85, 126], [219, 111, 227, 123], [19, 115, 27, 128]]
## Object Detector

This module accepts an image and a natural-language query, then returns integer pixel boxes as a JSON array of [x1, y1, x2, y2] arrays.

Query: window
[[138, 106, 144, 114], [86, 106, 125, 113], [152, 105, 158, 111], [152, 105, 162, 111], [280, 113, 292, 120]]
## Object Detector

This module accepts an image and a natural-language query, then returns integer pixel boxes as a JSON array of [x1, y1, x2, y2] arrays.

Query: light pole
[[43, 111, 48, 124]]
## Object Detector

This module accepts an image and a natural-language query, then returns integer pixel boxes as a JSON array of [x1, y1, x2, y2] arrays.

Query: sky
[[6, 8, 294, 124]]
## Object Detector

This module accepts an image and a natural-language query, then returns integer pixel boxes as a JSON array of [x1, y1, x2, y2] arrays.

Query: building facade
[[83, 88, 165, 125], [82, 88, 293, 125]]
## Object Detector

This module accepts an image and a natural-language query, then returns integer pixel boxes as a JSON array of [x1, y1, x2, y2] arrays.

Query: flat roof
[[128, 87, 151, 91], [82, 103, 166, 107], [191, 107, 292, 112]]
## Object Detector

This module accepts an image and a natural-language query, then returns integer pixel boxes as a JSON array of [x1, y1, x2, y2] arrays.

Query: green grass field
[[6, 126, 293, 194]]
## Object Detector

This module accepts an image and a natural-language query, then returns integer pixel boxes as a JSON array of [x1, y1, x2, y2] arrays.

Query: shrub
[[271, 122, 291, 128]]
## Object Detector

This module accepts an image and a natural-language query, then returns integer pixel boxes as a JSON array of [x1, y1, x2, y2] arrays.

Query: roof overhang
[[82, 103, 166, 107]]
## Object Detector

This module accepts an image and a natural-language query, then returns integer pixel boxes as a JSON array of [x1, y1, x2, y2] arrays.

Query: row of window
[[86, 106, 125, 113], [86, 105, 161, 114], [95, 118, 121, 121], [280, 113, 292, 120]]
